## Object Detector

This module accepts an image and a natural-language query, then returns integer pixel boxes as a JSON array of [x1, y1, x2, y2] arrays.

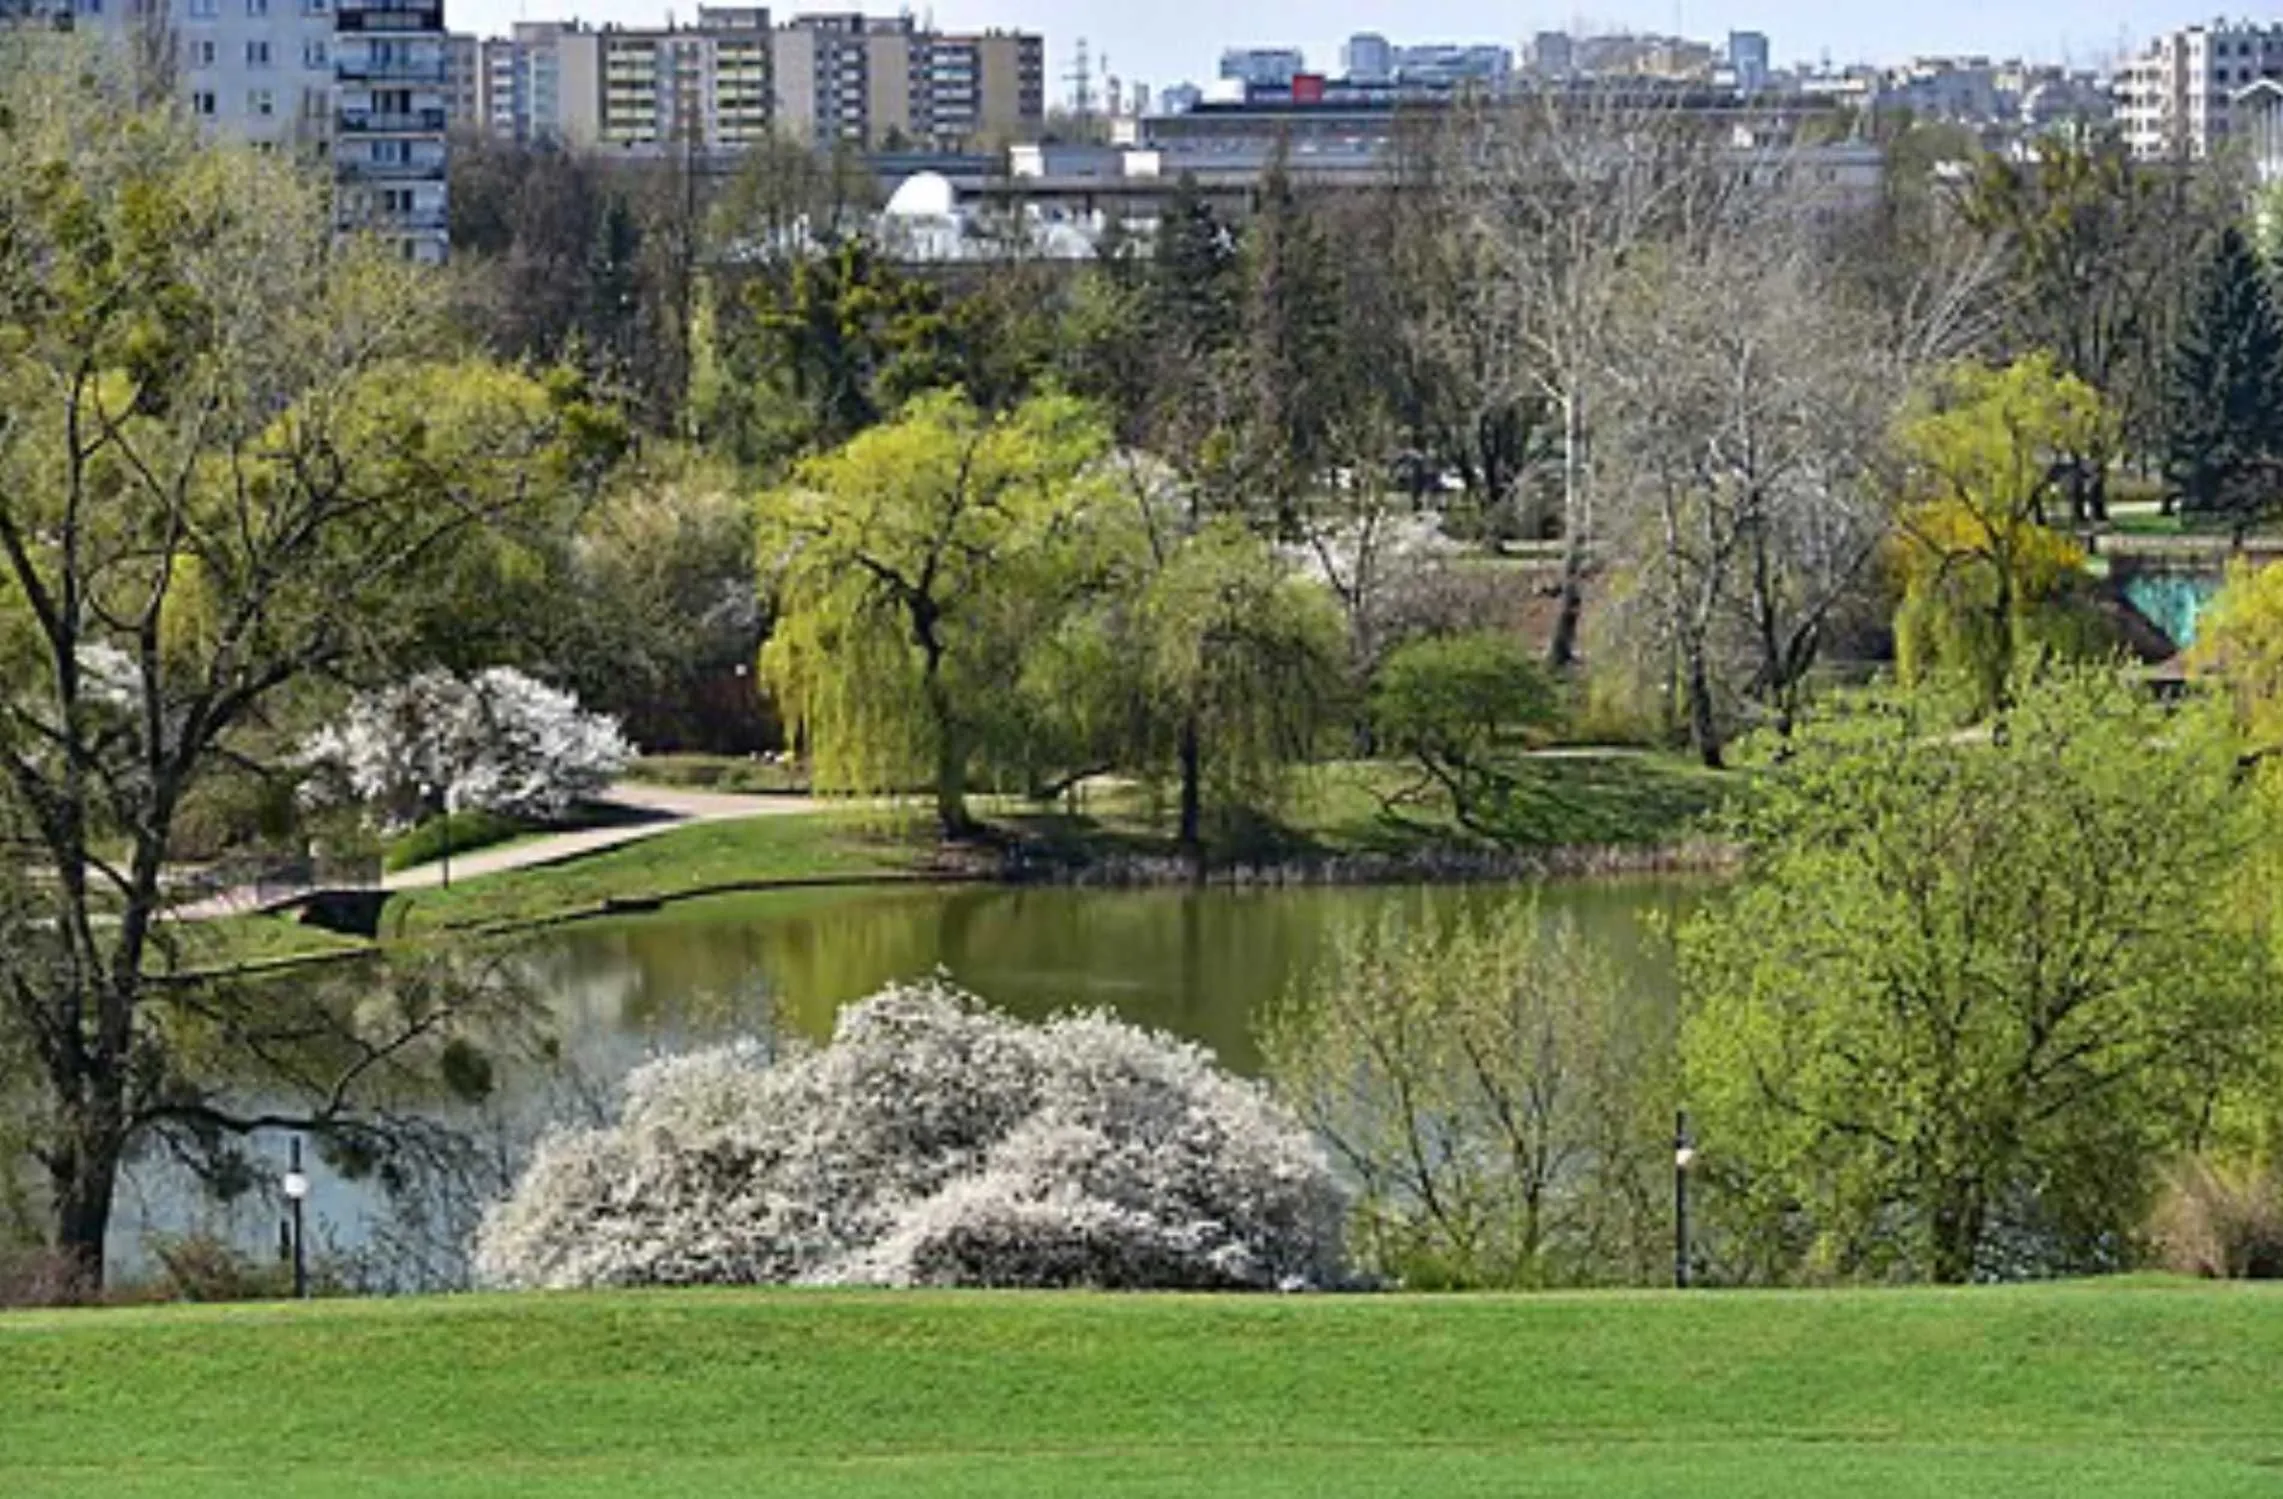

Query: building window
[[245, 0, 267, 14], [246, 40, 270, 67], [372, 138, 410, 163], [303, 39, 328, 67], [188, 0, 217, 16], [191, 39, 216, 66], [192, 91, 218, 116], [301, 0, 328, 11], [248, 89, 274, 117]]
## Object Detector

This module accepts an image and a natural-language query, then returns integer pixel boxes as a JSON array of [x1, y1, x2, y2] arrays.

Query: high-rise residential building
[[478, 9, 770, 152], [1217, 46, 1304, 89], [479, 19, 600, 144], [58, 0, 449, 260], [443, 29, 480, 126], [1728, 30, 1770, 95], [1341, 32, 1392, 84], [2117, 20, 2283, 160], [771, 12, 1039, 150], [332, 0, 451, 260], [1528, 31, 1574, 78]]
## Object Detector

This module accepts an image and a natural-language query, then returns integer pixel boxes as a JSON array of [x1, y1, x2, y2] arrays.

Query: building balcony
[[337, 156, 447, 179], [335, 54, 446, 82], [339, 106, 448, 132], [338, 12, 444, 31]]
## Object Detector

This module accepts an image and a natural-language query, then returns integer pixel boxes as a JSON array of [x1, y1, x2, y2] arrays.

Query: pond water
[[112, 878, 1702, 1277]]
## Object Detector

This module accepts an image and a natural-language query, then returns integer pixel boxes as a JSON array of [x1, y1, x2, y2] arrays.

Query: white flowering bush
[[300, 667, 631, 826], [474, 982, 1348, 1292]]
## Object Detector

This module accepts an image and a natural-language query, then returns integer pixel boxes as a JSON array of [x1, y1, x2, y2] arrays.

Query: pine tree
[[1236, 142, 1349, 535], [2164, 226, 2283, 535]]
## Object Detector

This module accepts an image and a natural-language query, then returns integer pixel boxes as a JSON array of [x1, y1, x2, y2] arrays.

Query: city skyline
[[448, 0, 2209, 94]]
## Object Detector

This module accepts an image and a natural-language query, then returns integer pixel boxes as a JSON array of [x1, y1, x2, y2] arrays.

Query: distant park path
[[176, 782, 822, 919]]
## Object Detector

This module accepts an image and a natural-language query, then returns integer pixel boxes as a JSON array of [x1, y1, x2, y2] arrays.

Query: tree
[[299, 669, 631, 827], [0, 49, 595, 1286], [1962, 136, 2204, 520], [1681, 669, 2277, 1284], [705, 238, 958, 466], [1890, 356, 2117, 710], [1129, 520, 1348, 856], [756, 391, 1112, 837], [2163, 227, 2283, 536], [1437, 94, 1717, 670], [1234, 146, 1348, 533], [1597, 182, 1907, 762], [1261, 903, 1672, 1288], [476, 982, 1347, 1291], [1369, 631, 1561, 834]]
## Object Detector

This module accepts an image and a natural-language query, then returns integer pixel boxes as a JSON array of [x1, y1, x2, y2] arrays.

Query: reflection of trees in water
[[98, 881, 1695, 1286]]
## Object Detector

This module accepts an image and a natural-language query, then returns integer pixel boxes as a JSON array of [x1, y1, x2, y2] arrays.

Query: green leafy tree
[[1891, 356, 2117, 711], [757, 391, 1112, 836], [1370, 632, 1561, 834], [1131, 520, 1348, 855], [1681, 669, 2278, 1284], [0, 48, 591, 1287], [2163, 227, 2283, 536]]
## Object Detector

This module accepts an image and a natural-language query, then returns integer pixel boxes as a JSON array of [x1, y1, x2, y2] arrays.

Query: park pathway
[[176, 782, 821, 919]]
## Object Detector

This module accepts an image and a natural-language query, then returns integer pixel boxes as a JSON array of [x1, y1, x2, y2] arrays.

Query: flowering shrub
[[301, 668, 630, 827], [473, 983, 1348, 1292]]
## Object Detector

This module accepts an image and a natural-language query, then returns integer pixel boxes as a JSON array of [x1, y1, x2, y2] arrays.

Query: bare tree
[[1433, 91, 1718, 671], [1594, 153, 1949, 762]]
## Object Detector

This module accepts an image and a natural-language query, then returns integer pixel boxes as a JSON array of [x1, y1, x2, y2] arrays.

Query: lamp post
[[282, 1137, 310, 1301], [1674, 1110, 1697, 1290], [419, 779, 452, 890]]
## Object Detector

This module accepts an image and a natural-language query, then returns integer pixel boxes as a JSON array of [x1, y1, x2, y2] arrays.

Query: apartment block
[[58, 0, 448, 260], [477, 8, 770, 152], [772, 12, 1039, 150], [2118, 20, 2283, 159], [331, 0, 450, 260]]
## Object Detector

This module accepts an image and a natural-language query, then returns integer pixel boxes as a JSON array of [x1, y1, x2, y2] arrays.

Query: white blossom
[[473, 982, 1348, 1292], [300, 667, 630, 827]]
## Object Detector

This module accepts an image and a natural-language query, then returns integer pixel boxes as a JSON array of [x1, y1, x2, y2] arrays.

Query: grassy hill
[[5, 1283, 2283, 1496]]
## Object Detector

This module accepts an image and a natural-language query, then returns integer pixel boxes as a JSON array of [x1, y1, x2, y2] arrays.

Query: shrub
[[382, 809, 533, 874], [2151, 1158, 2283, 1280], [475, 983, 1347, 1292]]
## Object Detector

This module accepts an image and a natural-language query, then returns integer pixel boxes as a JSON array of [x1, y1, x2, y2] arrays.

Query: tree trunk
[[1548, 393, 1588, 671], [49, 1115, 123, 1296], [1684, 646, 1724, 770], [1177, 714, 1204, 877], [1928, 1179, 1984, 1286]]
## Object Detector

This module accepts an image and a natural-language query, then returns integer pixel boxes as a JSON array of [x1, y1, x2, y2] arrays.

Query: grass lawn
[[3, 1283, 2281, 1496], [383, 810, 926, 937]]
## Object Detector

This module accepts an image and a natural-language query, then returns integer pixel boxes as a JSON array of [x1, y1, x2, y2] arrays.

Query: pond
[[112, 878, 1703, 1277]]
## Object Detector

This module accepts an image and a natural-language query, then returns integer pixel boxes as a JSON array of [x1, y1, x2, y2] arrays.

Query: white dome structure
[[883, 171, 959, 222]]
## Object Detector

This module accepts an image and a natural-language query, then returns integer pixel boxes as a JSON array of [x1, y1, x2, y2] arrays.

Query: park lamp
[[282, 1136, 310, 1300], [281, 1163, 310, 1204]]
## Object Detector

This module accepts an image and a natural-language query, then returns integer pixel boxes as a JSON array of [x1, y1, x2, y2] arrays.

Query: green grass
[[168, 912, 377, 972], [382, 810, 540, 874], [383, 809, 924, 936], [4, 1284, 2283, 1496]]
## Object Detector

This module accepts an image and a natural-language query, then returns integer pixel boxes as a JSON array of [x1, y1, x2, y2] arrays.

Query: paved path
[[175, 783, 826, 919], [382, 783, 822, 892]]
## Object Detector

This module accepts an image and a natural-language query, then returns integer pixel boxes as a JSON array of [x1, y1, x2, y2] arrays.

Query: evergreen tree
[[2164, 226, 2283, 535], [1236, 143, 1349, 534]]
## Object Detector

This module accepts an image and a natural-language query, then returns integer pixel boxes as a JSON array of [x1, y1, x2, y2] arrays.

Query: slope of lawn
[[4, 1282, 2282, 1497]]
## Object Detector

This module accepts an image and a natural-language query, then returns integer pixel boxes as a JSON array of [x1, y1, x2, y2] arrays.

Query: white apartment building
[[2117, 19, 2283, 159], [58, 0, 449, 261]]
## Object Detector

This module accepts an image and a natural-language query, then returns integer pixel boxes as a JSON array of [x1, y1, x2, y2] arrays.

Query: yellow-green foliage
[[755, 391, 1113, 818], [1888, 356, 2117, 707], [2190, 560, 2283, 742]]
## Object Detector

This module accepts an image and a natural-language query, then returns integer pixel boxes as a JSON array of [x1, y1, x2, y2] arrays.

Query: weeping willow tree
[[756, 390, 1113, 836]]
